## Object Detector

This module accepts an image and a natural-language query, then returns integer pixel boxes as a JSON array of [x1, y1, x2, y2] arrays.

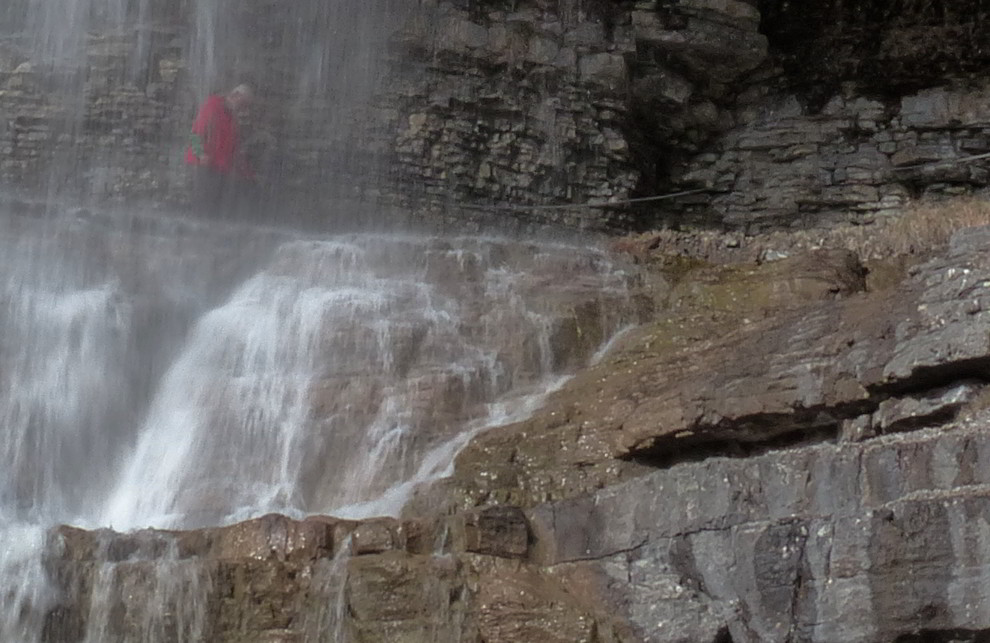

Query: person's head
[[225, 83, 254, 112]]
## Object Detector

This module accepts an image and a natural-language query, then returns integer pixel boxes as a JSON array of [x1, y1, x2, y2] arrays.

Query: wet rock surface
[[447, 226, 990, 506], [432, 223, 990, 640], [39, 221, 990, 642], [42, 512, 630, 643], [12, 0, 990, 232]]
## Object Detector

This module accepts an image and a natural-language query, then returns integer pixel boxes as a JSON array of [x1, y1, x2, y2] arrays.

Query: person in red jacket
[[185, 83, 255, 214]]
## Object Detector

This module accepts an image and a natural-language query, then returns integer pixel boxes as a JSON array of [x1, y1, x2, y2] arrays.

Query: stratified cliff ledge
[[5, 0, 990, 233], [42, 215, 990, 642], [389, 0, 990, 230], [438, 217, 990, 642], [21, 2, 990, 641]]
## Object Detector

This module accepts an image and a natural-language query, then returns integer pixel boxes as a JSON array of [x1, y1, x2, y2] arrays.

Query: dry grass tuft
[[843, 197, 990, 260], [608, 195, 990, 269]]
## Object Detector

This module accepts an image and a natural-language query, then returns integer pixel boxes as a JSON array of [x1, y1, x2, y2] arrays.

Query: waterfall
[[0, 208, 636, 641], [182, 0, 404, 203], [2, 0, 402, 205], [80, 538, 212, 643], [302, 535, 353, 642], [0, 0, 640, 639], [100, 234, 632, 530], [0, 522, 49, 642]]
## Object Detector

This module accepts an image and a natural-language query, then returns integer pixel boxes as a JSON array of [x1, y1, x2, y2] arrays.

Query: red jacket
[[185, 94, 247, 176]]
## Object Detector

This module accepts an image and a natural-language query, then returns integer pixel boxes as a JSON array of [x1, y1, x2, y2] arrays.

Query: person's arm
[[188, 130, 208, 164], [189, 100, 219, 165], [200, 117, 218, 165]]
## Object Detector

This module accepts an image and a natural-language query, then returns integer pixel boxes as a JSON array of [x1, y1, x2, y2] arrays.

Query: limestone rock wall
[[529, 422, 990, 642], [0, 34, 185, 199], [385, 3, 641, 228], [376, 0, 990, 231], [382, 0, 769, 229], [42, 512, 633, 642], [666, 86, 990, 232], [653, 0, 990, 230], [3, 1, 990, 231], [420, 222, 990, 641], [353, 0, 990, 232]]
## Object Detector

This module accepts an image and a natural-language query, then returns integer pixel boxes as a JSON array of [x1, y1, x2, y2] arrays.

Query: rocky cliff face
[[38, 212, 990, 642], [43, 511, 632, 642], [435, 218, 990, 641], [15, 2, 990, 641], [4, 0, 990, 232], [381, 0, 771, 229], [392, 0, 990, 230], [761, 0, 990, 101]]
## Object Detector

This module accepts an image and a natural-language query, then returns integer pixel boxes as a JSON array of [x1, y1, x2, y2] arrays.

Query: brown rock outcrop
[[42, 511, 631, 643], [447, 245, 877, 507], [420, 224, 990, 641], [38, 223, 990, 642]]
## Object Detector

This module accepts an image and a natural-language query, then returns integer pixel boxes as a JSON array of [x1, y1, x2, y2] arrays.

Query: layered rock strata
[[385, 0, 770, 228], [668, 87, 990, 231], [8, 0, 990, 232], [43, 221, 990, 642], [437, 223, 990, 641], [42, 511, 632, 642], [657, 0, 990, 228]]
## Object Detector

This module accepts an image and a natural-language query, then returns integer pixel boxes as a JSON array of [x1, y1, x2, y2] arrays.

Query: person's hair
[[228, 83, 254, 100]]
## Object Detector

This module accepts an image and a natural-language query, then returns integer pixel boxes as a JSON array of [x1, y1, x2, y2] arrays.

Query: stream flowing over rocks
[[0, 204, 637, 642], [28, 214, 990, 643], [5, 0, 990, 642]]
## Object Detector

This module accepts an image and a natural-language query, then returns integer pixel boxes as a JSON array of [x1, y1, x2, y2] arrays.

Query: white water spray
[[100, 235, 631, 530], [0, 213, 635, 642], [0, 0, 639, 639]]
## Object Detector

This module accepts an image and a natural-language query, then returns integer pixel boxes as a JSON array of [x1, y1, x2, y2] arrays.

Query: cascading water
[[301, 535, 352, 641], [0, 211, 291, 641], [0, 212, 635, 641], [182, 0, 403, 205], [0, 0, 641, 640], [99, 234, 632, 531], [80, 538, 213, 643]]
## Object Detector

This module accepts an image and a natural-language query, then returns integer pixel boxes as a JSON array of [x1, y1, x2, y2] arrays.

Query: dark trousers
[[191, 167, 269, 222], [192, 167, 235, 216]]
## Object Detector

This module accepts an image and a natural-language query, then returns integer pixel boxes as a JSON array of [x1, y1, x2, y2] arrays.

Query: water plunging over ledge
[[0, 201, 637, 641], [0, 0, 641, 638]]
